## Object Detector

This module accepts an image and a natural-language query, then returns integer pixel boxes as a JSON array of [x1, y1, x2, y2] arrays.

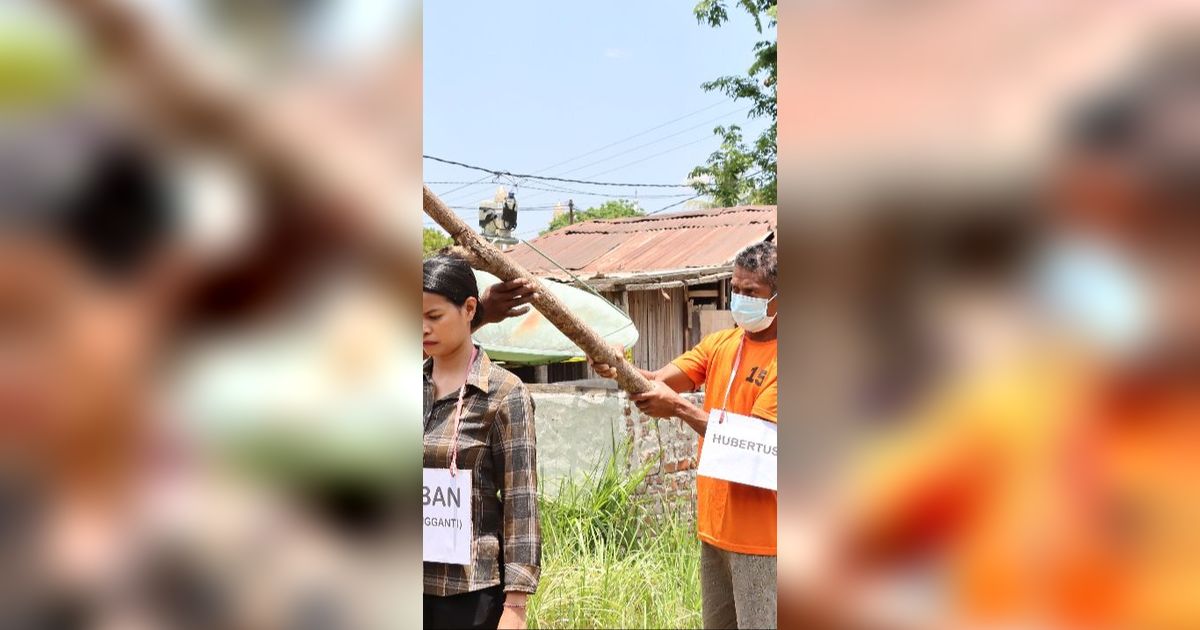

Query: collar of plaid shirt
[[423, 344, 490, 401]]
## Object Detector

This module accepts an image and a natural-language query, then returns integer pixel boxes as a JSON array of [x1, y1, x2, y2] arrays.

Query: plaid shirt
[[423, 347, 540, 596]]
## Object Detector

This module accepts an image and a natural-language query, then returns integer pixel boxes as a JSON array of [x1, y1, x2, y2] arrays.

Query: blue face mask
[[730, 292, 777, 332], [1033, 236, 1151, 357]]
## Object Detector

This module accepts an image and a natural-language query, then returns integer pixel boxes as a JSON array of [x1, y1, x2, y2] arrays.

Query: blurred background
[[777, 0, 1200, 628], [0, 0, 419, 627], [11, 0, 1200, 627]]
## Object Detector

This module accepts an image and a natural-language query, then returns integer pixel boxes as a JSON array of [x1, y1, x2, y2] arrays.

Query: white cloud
[[603, 48, 632, 59]]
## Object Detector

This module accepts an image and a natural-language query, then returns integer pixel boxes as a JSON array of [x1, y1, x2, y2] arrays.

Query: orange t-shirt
[[853, 351, 1200, 628], [673, 327, 777, 556]]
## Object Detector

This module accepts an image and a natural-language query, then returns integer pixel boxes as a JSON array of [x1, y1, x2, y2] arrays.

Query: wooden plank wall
[[621, 287, 689, 371]]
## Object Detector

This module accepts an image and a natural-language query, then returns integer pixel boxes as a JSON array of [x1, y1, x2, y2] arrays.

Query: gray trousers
[[701, 541, 777, 629]]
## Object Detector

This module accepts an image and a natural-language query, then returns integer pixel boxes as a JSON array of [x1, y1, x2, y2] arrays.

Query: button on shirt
[[423, 347, 540, 596]]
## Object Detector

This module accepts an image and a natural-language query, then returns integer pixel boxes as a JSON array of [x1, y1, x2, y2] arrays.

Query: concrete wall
[[530, 385, 702, 517], [530, 388, 625, 486]]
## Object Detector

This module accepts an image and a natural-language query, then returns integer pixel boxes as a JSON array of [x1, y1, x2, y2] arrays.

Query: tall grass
[[530, 439, 701, 629]]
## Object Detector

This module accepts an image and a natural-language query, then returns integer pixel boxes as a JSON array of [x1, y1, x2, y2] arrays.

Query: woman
[[422, 254, 540, 630]]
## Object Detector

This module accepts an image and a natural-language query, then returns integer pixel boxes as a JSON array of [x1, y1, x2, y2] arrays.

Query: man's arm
[[631, 381, 710, 436], [590, 352, 697, 393], [648, 363, 700, 394], [591, 347, 708, 433], [473, 278, 538, 332]]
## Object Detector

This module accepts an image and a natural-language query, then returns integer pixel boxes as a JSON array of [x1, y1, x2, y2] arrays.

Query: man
[[801, 35, 1200, 630], [591, 240, 779, 630]]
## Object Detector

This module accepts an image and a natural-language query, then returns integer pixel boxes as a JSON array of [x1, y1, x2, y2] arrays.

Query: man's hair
[[734, 239, 777, 292], [1063, 29, 1200, 212]]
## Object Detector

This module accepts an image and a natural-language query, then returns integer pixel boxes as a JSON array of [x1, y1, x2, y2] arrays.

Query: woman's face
[[0, 235, 172, 462], [422, 291, 475, 358]]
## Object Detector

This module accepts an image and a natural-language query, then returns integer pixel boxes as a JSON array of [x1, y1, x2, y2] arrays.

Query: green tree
[[423, 227, 453, 258], [689, 0, 777, 206], [541, 199, 644, 235]]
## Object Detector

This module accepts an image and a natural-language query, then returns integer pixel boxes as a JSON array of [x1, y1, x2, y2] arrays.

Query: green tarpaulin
[[471, 270, 639, 365]]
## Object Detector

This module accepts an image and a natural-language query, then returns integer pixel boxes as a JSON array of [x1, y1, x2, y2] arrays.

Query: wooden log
[[424, 186, 653, 395]]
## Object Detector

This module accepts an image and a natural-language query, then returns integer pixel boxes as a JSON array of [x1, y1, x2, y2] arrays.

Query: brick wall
[[624, 393, 703, 519]]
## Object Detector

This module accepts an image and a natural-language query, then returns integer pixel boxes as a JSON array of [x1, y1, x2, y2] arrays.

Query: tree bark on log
[[424, 186, 653, 395]]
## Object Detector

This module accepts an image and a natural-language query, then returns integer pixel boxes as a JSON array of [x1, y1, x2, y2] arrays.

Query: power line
[[509, 195, 701, 239], [641, 169, 765, 216], [425, 180, 491, 186], [428, 180, 690, 199], [588, 135, 713, 178], [513, 132, 711, 210], [514, 181, 683, 207], [429, 196, 706, 237], [422, 155, 694, 188], [648, 195, 703, 215], [426, 100, 748, 212], [433, 175, 494, 201], [555, 107, 746, 177], [426, 105, 738, 207], [432, 180, 512, 207], [429, 170, 522, 206], [518, 119, 737, 206], [427, 109, 724, 213], [518, 114, 738, 205], [515, 182, 694, 199], [531, 98, 732, 174], [515, 228, 542, 239], [447, 205, 562, 212]]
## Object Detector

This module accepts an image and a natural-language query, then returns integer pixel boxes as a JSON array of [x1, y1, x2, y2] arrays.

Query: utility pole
[[568, 199, 574, 225]]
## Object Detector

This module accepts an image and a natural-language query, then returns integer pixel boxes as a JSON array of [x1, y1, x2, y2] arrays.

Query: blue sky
[[424, 1, 773, 238]]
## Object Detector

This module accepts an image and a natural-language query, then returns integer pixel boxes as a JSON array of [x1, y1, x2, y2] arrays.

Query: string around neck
[[449, 345, 478, 476]]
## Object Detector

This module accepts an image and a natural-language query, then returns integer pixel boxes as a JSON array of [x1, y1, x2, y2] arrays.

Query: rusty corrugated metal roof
[[507, 205, 776, 278]]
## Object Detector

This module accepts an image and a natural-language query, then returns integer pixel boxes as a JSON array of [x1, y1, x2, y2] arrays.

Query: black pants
[[423, 585, 505, 630]]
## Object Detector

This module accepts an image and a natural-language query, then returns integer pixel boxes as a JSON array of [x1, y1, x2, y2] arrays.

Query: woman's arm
[[491, 383, 540, 625], [498, 591, 529, 630]]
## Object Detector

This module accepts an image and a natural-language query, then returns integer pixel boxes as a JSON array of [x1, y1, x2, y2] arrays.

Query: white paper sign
[[697, 409, 778, 490], [423, 468, 473, 565]]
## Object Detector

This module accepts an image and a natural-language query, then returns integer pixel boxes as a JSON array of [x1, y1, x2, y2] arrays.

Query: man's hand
[[498, 593, 528, 629], [588, 341, 627, 379], [630, 380, 685, 419], [479, 278, 538, 327]]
